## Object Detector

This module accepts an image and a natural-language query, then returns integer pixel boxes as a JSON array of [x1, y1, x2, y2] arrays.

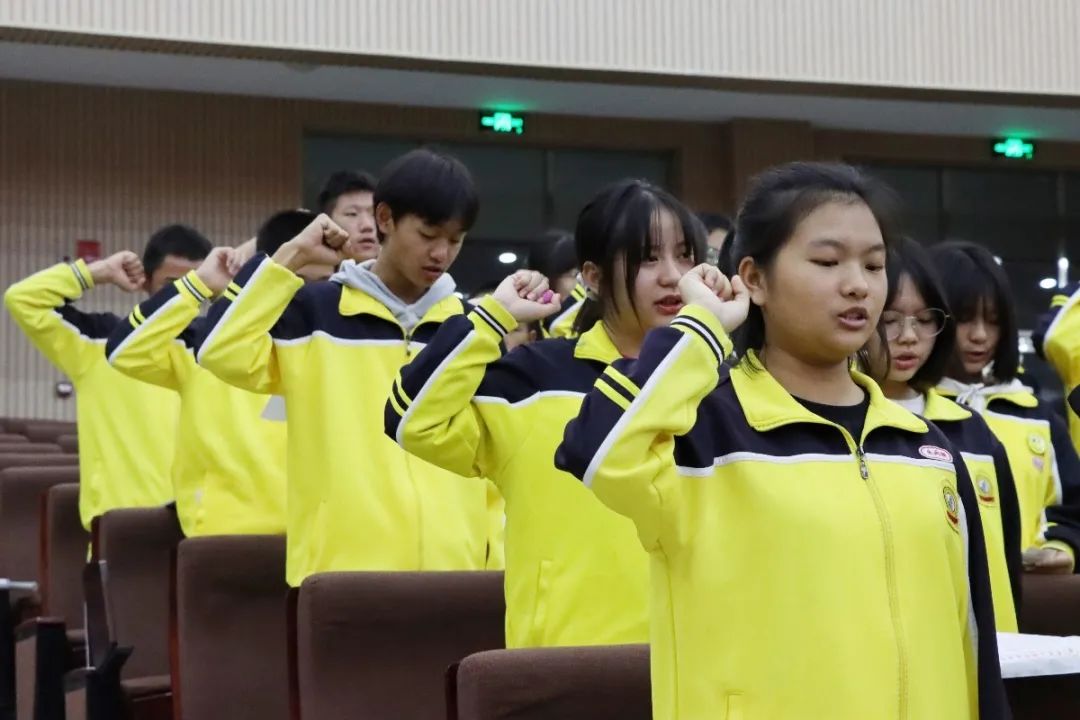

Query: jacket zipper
[[852, 438, 909, 719]]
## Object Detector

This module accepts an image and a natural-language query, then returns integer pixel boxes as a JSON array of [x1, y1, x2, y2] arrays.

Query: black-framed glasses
[[881, 309, 949, 340]]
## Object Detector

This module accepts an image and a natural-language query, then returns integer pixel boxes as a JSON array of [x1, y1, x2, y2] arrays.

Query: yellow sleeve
[[1043, 287, 1080, 451], [195, 255, 305, 395], [105, 271, 211, 391], [3, 260, 113, 380], [554, 304, 732, 550], [386, 295, 515, 479]]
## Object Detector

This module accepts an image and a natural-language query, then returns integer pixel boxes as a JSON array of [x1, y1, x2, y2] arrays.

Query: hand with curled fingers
[[1022, 546, 1074, 574], [491, 270, 561, 323], [272, 214, 350, 273], [677, 263, 751, 333], [88, 251, 146, 292], [195, 247, 239, 297], [228, 238, 257, 275]]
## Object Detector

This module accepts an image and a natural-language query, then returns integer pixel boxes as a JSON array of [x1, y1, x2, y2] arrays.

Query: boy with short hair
[[197, 150, 492, 585], [103, 212, 320, 540], [319, 170, 379, 262], [4, 225, 211, 527]]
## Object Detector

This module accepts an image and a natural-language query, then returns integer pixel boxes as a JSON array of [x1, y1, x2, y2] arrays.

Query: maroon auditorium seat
[[292, 571, 504, 720], [0, 444, 61, 456], [0, 467, 81, 604], [15, 483, 88, 720], [1007, 574, 1080, 717], [0, 456, 78, 473], [172, 536, 288, 720], [0, 435, 29, 444], [22, 424, 76, 445], [0, 467, 79, 720], [55, 435, 78, 455], [66, 507, 182, 720], [449, 645, 652, 720]]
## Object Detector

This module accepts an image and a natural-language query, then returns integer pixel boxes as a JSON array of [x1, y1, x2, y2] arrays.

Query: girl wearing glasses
[[930, 241, 1080, 576], [870, 237, 1021, 631]]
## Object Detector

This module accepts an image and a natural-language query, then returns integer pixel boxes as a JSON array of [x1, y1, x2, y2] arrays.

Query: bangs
[[409, 164, 479, 229], [375, 149, 479, 232], [940, 254, 1002, 322]]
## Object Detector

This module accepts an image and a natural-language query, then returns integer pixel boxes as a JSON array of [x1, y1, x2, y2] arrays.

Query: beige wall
[[3, 1, 1080, 99], [5, 78, 1080, 420], [0, 79, 727, 420]]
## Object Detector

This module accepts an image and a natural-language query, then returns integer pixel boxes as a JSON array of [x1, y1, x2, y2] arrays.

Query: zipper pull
[[856, 446, 869, 480]]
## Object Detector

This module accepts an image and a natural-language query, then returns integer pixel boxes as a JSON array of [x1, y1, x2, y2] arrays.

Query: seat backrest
[[55, 434, 78, 454], [173, 535, 289, 720], [22, 423, 77, 444], [97, 507, 183, 679], [1020, 574, 1080, 636], [0, 455, 79, 473], [41, 483, 89, 626], [0, 467, 80, 583], [295, 571, 504, 720], [0, 435, 28, 444], [452, 645, 652, 720], [0, 444, 61, 455]]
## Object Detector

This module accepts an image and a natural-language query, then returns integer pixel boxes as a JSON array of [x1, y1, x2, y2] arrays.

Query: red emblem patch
[[919, 445, 953, 463]]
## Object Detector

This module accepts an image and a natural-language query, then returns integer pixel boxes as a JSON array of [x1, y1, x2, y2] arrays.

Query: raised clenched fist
[[195, 247, 238, 296], [272, 214, 350, 273], [676, 263, 750, 333], [88, 251, 145, 292], [491, 270, 560, 323]]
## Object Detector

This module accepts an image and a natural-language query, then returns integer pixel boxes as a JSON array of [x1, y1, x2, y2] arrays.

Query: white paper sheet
[[998, 632, 1080, 678]]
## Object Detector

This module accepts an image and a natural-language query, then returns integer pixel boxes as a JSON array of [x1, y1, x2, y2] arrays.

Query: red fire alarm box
[[76, 239, 102, 263]]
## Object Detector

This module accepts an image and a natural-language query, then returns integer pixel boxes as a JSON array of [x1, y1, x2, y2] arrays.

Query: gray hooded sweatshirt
[[329, 259, 458, 333]]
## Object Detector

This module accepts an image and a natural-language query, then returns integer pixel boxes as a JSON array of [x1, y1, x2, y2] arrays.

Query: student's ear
[[375, 202, 395, 238], [581, 261, 601, 297], [738, 257, 767, 307]]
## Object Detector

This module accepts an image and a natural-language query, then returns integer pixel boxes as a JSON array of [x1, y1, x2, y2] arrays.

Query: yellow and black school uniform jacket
[[922, 389, 1022, 632], [541, 280, 586, 339], [938, 377, 1080, 569], [555, 305, 1007, 720], [1037, 281, 1080, 451], [386, 295, 649, 648], [195, 253, 491, 586], [104, 271, 287, 540], [4, 261, 178, 529]]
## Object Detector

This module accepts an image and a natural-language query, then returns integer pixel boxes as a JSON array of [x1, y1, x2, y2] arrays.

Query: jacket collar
[[936, 377, 1038, 410], [921, 388, 972, 422], [573, 322, 622, 365], [337, 285, 463, 326], [730, 351, 927, 439]]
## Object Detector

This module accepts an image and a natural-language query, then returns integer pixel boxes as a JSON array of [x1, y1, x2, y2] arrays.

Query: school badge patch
[[975, 475, 996, 505], [943, 486, 960, 532]]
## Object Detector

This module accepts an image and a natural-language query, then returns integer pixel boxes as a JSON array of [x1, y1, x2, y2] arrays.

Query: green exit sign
[[479, 111, 525, 135], [992, 137, 1035, 160]]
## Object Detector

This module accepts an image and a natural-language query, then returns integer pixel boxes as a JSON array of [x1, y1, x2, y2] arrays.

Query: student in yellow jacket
[[196, 149, 492, 586], [539, 231, 585, 340], [388, 179, 703, 647], [103, 211, 327, 539], [556, 163, 1007, 720], [931, 241, 1080, 575], [1036, 281, 1080, 452], [868, 236, 1022, 631], [4, 227, 210, 528]]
